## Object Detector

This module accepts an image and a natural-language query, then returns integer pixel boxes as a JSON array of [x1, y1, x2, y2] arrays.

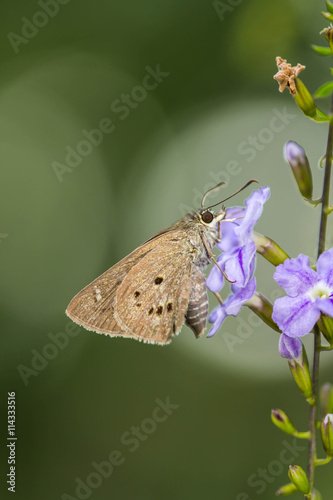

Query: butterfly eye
[[201, 211, 214, 224]]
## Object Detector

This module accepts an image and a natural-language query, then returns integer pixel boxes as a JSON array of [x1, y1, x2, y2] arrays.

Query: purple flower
[[206, 187, 270, 292], [272, 249, 333, 339], [207, 277, 256, 337]]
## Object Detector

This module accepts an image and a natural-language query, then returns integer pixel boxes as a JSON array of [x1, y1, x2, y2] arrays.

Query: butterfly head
[[198, 206, 226, 228]]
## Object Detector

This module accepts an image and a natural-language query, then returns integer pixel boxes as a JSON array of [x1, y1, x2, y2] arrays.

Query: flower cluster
[[206, 186, 270, 337]]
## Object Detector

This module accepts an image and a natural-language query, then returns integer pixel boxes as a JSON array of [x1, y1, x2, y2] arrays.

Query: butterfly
[[66, 181, 256, 345]]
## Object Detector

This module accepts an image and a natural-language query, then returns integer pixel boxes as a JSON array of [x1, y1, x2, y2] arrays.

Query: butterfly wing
[[65, 230, 193, 344], [114, 238, 193, 344]]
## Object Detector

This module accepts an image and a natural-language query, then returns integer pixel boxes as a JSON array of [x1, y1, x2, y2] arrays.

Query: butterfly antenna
[[201, 181, 225, 208], [206, 179, 258, 210]]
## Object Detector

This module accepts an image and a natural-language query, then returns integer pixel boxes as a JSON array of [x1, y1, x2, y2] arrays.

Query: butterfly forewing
[[114, 238, 193, 344]]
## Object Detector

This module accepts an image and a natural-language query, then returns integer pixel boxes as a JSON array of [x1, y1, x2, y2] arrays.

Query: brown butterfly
[[66, 181, 256, 345]]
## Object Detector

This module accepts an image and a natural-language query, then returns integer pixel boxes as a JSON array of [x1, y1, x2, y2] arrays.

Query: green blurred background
[[1, 0, 332, 498]]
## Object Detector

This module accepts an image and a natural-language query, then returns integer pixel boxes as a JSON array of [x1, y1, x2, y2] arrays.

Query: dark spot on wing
[[154, 277, 163, 285], [148, 307, 154, 315], [156, 305, 163, 316], [134, 291, 140, 298], [167, 303, 173, 312], [136, 303, 141, 308]]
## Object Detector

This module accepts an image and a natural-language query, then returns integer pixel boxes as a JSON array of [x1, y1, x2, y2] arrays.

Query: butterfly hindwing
[[65, 230, 192, 342], [114, 238, 193, 344]]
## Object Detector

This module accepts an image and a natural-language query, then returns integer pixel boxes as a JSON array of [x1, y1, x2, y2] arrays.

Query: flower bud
[[288, 465, 310, 494], [294, 79, 317, 118], [276, 483, 298, 496], [280, 333, 302, 360], [312, 490, 322, 500], [320, 383, 333, 415], [271, 409, 297, 435], [317, 314, 333, 344], [320, 413, 333, 456], [252, 232, 289, 266], [322, 11, 333, 21], [283, 141, 313, 200], [321, 25, 333, 53], [288, 346, 313, 401]]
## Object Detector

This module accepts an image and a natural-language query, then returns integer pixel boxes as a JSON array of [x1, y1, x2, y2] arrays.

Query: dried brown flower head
[[273, 57, 305, 95]]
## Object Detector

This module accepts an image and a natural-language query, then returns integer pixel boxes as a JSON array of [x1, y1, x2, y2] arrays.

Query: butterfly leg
[[201, 233, 236, 284]]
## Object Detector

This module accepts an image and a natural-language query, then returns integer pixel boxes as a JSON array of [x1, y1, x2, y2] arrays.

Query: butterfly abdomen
[[185, 266, 208, 338]]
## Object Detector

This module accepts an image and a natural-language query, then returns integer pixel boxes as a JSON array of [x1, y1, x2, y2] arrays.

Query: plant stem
[[305, 94, 333, 498], [306, 324, 321, 495]]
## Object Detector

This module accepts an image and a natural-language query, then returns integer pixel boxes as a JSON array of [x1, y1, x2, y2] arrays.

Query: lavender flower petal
[[315, 297, 333, 317], [235, 187, 270, 243], [207, 306, 227, 338], [207, 278, 256, 338], [206, 263, 224, 293], [272, 295, 320, 337], [316, 248, 333, 287], [226, 277, 256, 315], [216, 207, 243, 253], [224, 242, 256, 288], [273, 254, 318, 297]]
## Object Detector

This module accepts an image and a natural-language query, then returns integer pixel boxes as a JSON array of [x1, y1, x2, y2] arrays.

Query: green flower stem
[[319, 345, 333, 351], [314, 456, 332, 467], [305, 92, 333, 498], [293, 431, 311, 439]]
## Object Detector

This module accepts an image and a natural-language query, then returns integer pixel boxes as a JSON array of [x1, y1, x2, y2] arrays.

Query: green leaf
[[314, 81, 333, 98], [312, 44, 332, 56], [327, 1, 333, 14]]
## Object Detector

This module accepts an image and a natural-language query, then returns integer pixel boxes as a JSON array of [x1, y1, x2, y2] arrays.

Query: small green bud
[[244, 292, 280, 333], [320, 383, 333, 415], [321, 414, 333, 456], [283, 141, 313, 200], [271, 409, 297, 435], [288, 347, 313, 401], [317, 314, 333, 344], [288, 465, 310, 494], [252, 232, 289, 266], [294, 79, 317, 118], [276, 482, 298, 496]]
